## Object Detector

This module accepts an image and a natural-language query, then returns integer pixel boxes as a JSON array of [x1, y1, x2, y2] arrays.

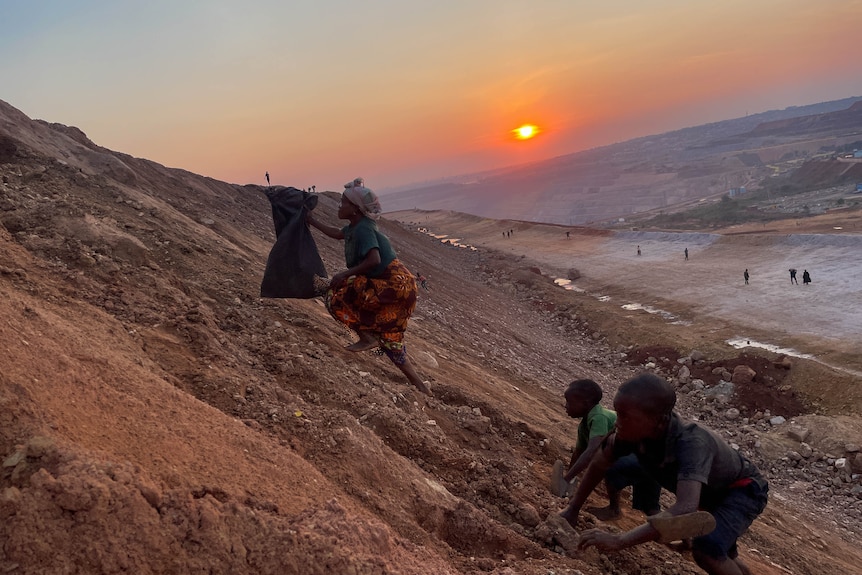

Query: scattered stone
[[462, 415, 492, 434], [769, 416, 787, 426], [419, 351, 439, 368], [725, 408, 740, 421], [518, 503, 541, 527], [705, 381, 734, 402], [774, 355, 793, 370], [787, 426, 811, 442], [544, 514, 580, 556], [678, 365, 691, 384], [731, 365, 756, 385], [690, 350, 705, 362]]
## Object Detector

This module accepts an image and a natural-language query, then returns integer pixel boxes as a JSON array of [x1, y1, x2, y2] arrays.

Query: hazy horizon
[[4, 1, 862, 192]]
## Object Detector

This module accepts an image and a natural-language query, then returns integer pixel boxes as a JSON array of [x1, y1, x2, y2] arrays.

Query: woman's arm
[[307, 213, 344, 239], [330, 248, 381, 288]]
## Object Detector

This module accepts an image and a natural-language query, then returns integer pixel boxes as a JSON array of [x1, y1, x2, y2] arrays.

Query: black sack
[[260, 186, 327, 298]]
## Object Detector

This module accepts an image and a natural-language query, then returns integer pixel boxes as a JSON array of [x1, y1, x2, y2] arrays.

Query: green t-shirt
[[576, 403, 616, 452], [342, 217, 397, 278]]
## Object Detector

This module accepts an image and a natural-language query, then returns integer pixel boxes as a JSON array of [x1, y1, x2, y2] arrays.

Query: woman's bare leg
[[397, 357, 431, 395]]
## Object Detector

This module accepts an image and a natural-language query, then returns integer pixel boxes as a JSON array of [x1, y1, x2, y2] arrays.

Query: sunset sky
[[3, 0, 862, 193]]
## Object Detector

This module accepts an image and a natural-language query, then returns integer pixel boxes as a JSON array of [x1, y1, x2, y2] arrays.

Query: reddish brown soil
[[2, 100, 861, 575]]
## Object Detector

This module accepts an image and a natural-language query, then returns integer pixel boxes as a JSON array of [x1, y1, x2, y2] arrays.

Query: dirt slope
[[2, 100, 861, 574]]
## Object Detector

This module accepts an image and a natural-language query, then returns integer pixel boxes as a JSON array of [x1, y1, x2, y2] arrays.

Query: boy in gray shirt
[[563, 373, 768, 575]]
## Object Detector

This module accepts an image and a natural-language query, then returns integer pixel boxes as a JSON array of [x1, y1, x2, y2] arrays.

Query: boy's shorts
[[605, 454, 662, 514], [694, 479, 769, 560]]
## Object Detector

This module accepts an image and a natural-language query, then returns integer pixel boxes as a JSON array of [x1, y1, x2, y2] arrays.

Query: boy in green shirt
[[553, 379, 658, 520]]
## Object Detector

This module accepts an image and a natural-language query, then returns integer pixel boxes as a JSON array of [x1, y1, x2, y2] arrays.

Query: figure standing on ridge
[[743, 269, 749, 285], [637, 245, 641, 256], [684, 248, 689, 261], [789, 268, 798, 285], [802, 269, 811, 285], [306, 177, 430, 395], [265, 171, 270, 186]]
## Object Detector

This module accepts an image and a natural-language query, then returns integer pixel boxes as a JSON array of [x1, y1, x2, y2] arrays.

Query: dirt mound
[[3, 99, 862, 574]]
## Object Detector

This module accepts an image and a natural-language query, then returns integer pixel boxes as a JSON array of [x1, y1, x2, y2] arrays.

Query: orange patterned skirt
[[325, 259, 417, 365]]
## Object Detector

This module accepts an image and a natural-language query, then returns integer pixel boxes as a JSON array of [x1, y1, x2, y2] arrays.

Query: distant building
[[856, 183, 862, 193], [728, 187, 747, 197], [854, 150, 862, 159]]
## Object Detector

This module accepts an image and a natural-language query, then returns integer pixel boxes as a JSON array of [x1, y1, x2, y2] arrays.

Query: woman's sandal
[[345, 332, 379, 352]]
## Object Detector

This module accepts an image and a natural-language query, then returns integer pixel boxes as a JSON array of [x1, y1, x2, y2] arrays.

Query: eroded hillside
[[2, 100, 862, 574]]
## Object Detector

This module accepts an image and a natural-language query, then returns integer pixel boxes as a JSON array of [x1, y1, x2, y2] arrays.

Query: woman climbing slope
[[306, 178, 430, 395]]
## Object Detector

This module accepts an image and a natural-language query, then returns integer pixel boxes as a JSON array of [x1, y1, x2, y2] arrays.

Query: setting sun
[[513, 124, 540, 140]]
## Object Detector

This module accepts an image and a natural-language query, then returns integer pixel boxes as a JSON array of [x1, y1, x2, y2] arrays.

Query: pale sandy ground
[[390, 210, 862, 376]]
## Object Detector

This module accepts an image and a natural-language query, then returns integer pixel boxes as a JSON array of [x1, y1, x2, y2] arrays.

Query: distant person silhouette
[[265, 171, 270, 186], [789, 268, 798, 285], [566, 231, 570, 239], [802, 269, 811, 285], [684, 248, 689, 260], [637, 245, 641, 256], [744, 269, 749, 285]]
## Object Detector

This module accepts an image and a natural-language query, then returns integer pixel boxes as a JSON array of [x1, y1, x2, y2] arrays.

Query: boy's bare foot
[[559, 508, 578, 529], [345, 332, 378, 352], [585, 505, 622, 521]]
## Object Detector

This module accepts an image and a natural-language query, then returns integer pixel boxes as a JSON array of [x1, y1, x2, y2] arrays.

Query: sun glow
[[513, 124, 540, 140]]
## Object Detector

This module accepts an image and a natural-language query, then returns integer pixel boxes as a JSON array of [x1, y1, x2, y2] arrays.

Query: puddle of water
[[621, 303, 691, 326], [420, 228, 480, 251], [441, 237, 478, 250], [553, 278, 585, 292], [727, 337, 862, 378], [726, 337, 815, 359]]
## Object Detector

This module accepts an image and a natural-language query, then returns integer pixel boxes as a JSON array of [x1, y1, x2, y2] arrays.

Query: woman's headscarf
[[343, 177, 382, 220]]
